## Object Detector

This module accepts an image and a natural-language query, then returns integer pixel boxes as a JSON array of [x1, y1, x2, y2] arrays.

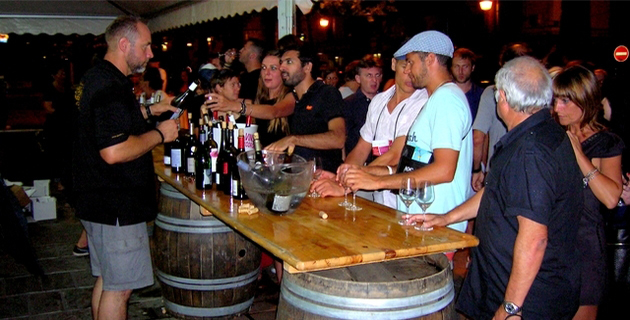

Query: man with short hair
[[343, 57, 383, 154], [313, 56, 428, 208], [339, 60, 361, 99], [471, 43, 531, 191], [451, 48, 484, 121], [73, 16, 178, 319], [238, 38, 265, 100], [411, 56, 582, 319], [266, 45, 345, 172], [340, 30, 472, 236]]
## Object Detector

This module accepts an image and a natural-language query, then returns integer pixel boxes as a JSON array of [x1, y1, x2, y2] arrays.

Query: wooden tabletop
[[153, 148, 478, 273]]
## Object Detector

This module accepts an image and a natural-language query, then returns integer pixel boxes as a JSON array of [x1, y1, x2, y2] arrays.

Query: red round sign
[[614, 45, 629, 62]]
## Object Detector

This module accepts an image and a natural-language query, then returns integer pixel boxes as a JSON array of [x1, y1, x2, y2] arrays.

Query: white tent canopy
[[0, 0, 309, 36]]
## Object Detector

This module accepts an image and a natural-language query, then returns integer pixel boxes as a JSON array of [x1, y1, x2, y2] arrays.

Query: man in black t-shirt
[[407, 57, 582, 319], [266, 45, 345, 172], [73, 16, 178, 319], [238, 38, 264, 101]]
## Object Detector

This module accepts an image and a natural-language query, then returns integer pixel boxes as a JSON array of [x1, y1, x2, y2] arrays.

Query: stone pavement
[[0, 189, 279, 320]]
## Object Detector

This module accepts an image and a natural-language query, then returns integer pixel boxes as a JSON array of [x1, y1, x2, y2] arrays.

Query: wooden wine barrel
[[277, 254, 455, 320], [154, 183, 261, 319]]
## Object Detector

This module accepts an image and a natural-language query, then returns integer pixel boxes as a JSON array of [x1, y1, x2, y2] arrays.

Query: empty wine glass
[[398, 177, 417, 226], [309, 157, 323, 198], [347, 188, 362, 211], [414, 180, 435, 231], [338, 167, 352, 207]]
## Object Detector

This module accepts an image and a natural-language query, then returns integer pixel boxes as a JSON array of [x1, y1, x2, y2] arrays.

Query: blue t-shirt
[[397, 83, 472, 233]]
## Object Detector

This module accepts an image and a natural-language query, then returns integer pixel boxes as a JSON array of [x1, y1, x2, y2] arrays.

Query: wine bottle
[[205, 114, 219, 186], [246, 115, 252, 127], [215, 121, 228, 191], [199, 118, 207, 145], [170, 134, 184, 173], [232, 129, 248, 199], [253, 132, 264, 166], [195, 141, 212, 190], [222, 122, 239, 195], [169, 81, 198, 120], [163, 141, 171, 166], [184, 113, 198, 176]]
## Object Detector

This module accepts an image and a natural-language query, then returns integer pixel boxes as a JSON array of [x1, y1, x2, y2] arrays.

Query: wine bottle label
[[171, 150, 182, 168], [187, 158, 195, 173], [232, 179, 239, 196], [200, 133, 207, 145], [203, 169, 212, 185], [164, 155, 171, 166], [272, 194, 291, 212], [215, 172, 221, 184], [210, 148, 218, 171], [222, 162, 229, 175]]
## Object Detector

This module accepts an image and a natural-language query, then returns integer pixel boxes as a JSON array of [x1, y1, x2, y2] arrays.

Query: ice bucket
[[237, 150, 312, 215]]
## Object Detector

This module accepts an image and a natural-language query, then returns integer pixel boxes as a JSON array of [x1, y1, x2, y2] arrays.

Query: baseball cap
[[394, 30, 454, 60]]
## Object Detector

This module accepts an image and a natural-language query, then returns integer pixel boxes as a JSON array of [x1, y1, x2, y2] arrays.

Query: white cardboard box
[[31, 196, 57, 221], [32, 180, 50, 197]]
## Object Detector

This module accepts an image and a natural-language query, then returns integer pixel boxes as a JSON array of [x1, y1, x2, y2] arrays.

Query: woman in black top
[[204, 51, 295, 147], [553, 65, 624, 320]]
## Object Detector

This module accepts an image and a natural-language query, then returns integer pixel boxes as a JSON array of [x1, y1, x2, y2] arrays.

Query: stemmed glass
[[338, 167, 352, 207], [398, 177, 417, 226], [309, 157, 323, 198], [347, 188, 362, 211], [414, 180, 435, 231]]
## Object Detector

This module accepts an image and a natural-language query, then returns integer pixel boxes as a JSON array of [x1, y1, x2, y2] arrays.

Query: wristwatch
[[503, 301, 522, 315]]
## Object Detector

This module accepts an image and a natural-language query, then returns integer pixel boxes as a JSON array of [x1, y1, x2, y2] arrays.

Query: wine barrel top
[[153, 147, 478, 273]]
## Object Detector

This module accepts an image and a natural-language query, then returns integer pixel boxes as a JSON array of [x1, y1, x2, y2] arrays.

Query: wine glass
[[309, 157, 323, 198], [414, 180, 435, 231], [398, 177, 417, 226], [347, 188, 363, 211], [338, 167, 352, 207]]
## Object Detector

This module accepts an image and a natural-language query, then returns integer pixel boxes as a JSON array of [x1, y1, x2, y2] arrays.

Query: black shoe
[[72, 245, 89, 257]]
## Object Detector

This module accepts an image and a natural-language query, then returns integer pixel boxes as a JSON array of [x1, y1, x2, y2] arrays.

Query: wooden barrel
[[277, 254, 455, 320], [154, 183, 261, 319]]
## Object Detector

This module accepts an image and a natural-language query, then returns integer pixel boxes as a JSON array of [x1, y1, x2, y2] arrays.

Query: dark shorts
[[81, 220, 154, 291]]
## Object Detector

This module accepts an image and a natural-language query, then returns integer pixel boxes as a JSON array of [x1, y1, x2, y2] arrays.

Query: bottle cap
[[238, 128, 244, 136]]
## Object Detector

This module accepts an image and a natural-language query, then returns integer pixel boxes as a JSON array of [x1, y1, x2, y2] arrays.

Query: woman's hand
[[203, 93, 240, 114]]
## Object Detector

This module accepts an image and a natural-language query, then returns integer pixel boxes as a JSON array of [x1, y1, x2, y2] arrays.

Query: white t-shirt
[[397, 82, 473, 233], [359, 86, 428, 208]]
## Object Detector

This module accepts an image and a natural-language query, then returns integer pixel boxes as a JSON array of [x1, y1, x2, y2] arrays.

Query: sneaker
[[72, 245, 89, 257]]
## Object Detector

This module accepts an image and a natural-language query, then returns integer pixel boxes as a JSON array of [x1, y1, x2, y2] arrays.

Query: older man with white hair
[[412, 56, 583, 319]]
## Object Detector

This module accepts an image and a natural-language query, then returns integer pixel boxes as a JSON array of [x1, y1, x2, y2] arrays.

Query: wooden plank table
[[153, 149, 478, 273]]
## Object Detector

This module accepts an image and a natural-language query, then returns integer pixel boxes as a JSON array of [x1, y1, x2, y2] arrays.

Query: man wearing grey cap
[[341, 31, 473, 240]]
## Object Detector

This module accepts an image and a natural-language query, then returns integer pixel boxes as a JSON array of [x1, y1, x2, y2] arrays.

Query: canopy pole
[[278, 0, 296, 39]]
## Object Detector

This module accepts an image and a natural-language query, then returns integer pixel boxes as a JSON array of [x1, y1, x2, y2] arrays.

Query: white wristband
[[386, 165, 394, 175]]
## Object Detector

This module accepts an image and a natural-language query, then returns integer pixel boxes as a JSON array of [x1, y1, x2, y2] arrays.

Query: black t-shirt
[[239, 68, 261, 101], [256, 97, 288, 147], [289, 80, 344, 172], [457, 110, 582, 319], [73, 60, 157, 226], [342, 89, 371, 153]]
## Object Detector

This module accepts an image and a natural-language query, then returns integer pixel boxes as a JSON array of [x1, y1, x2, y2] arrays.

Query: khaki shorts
[[81, 220, 154, 291]]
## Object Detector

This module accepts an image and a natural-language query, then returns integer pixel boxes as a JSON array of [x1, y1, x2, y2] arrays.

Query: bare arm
[[567, 131, 623, 209], [342, 148, 460, 191], [204, 93, 295, 119], [472, 129, 486, 171], [266, 117, 346, 151], [404, 188, 484, 227], [493, 216, 547, 319], [368, 135, 406, 167], [345, 138, 372, 166]]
